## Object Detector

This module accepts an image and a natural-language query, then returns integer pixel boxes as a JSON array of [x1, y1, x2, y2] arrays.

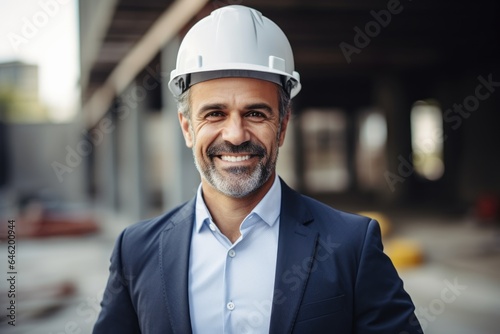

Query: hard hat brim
[[169, 66, 301, 98]]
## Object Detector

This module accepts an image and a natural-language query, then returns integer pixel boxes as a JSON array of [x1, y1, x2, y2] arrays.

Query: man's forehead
[[189, 77, 280, 107]]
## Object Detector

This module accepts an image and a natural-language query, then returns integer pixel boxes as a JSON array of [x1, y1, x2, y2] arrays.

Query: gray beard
[[192, 146, 278, 198]]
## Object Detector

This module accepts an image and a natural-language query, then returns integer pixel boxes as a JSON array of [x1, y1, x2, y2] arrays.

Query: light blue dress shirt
[[188, 175, 281, 334]]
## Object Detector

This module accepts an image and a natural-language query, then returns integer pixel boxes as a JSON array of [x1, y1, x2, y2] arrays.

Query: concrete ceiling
[[82, 0, 500, 113], [83, 0, 175, 102]]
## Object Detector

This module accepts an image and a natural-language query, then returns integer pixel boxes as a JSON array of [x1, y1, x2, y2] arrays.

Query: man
[[93, 5, 422, 334]]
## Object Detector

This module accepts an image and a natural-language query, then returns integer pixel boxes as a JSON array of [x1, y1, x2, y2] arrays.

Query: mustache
[[207, 141, 266, 157]]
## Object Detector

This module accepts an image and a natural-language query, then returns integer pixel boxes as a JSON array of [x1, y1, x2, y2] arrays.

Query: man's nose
[[221, 115, 250, 146]]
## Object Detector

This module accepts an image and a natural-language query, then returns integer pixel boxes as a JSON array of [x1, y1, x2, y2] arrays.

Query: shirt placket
[[222, 214, 260, 333], [207, 218, 239, 334], [223, 243, 236, 333]]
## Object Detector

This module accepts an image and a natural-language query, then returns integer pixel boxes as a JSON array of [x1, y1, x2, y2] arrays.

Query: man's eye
[[206, 111, 225, 119], [246, 111, 265, 118]]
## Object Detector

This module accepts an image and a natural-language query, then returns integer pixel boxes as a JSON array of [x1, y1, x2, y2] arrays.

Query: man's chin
[[208, 172, 262, 198]]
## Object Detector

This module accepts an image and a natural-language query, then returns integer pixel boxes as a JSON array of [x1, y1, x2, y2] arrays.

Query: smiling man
[[93, 5, 422, 334], [180, 77, 286, 243]]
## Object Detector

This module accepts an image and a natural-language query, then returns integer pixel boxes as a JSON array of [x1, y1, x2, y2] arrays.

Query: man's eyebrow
[[196, 102, 274, 114], [197, 103, 227, 114], [244, 103, 273, 113]]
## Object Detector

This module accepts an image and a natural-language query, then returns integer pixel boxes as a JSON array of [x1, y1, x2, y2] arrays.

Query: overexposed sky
[[0, 0, 79, 122]]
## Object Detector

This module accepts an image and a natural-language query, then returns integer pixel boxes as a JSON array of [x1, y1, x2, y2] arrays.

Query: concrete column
[[372, 75, 412, 203], [116, 84, 147, 220], [93, 107, 119, 211]]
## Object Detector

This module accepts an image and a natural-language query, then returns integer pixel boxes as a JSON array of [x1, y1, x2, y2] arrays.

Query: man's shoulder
[[299, 193, 372, 229], [282, 186, 378, 254], [121, 198, 195, 242], [281, 180, 372, 230]]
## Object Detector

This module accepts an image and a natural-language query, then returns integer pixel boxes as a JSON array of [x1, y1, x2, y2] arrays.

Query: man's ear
[[178, 112, 193, 148], [278, 111, 290, 147]]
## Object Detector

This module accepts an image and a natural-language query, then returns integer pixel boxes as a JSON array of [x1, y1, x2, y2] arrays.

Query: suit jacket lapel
[[270, 180, 319, 334], [159, 199, 195, 334]]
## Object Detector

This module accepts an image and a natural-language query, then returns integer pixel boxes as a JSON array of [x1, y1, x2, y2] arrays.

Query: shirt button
[[228, 249, 236, 258], [227, 302, 235, 311], [208, 223, 216, 231]]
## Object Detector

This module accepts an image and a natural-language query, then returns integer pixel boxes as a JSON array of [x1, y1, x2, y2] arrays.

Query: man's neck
[[201, 173, 276, 243]]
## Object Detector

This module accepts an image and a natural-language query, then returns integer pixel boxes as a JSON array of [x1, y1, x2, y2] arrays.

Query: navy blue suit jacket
[[93, 180, 422, 333]]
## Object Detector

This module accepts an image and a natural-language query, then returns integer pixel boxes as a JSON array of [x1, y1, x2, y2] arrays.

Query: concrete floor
[[395, 214, 500, 334], [1, 211, 500, 334]]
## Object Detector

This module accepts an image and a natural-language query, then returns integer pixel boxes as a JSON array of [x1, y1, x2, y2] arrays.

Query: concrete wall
[[2, 122, 87, 205]]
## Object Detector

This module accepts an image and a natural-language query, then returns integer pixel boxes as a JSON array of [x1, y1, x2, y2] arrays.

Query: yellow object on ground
[[383, 238, 424, 271], [358, 211, 392, 238], [358, 211, 424, 271]]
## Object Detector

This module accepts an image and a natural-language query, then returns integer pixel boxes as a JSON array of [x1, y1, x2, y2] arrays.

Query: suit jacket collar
[[159, 198, 195, 334], [159, 180, 318, 334], [269, 179, 318, 334]]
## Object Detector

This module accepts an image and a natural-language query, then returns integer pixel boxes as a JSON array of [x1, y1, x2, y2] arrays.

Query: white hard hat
[[168, 5, 301, 98]]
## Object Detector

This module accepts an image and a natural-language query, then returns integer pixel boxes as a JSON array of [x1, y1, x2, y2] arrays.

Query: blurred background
[[1, 0, 500, 333]]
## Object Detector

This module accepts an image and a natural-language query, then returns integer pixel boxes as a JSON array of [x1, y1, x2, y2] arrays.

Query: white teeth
[[221, 155, 251, 162]]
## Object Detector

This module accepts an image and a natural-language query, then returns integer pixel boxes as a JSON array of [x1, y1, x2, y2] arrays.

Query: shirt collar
[[195, 174, 281, 233]]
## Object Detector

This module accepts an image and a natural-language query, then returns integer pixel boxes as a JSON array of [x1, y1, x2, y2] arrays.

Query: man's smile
[[206, 141, 266, 166], [220, 155, 252, 162]]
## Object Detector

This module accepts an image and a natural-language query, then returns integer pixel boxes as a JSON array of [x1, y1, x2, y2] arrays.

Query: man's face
[[179, 77, 289, 198]]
